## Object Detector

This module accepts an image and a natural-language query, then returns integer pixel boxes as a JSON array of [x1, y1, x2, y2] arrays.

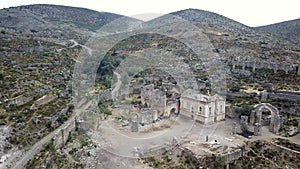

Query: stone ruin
[[126, 83, 181, 132], [231, 60, 300, 76], [140, 108, 158, 125], [140, 84, 180, 119], [250, 103, 281, 135], [131, 114, 139, 132], [240, 116, 251, 136]]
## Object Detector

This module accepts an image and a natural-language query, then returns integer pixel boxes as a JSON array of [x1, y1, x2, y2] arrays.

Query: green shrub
[[57, 114, 68, 123], [80, 137, 89, 147], [153, 161, 160, 168], [43, 141, 56, 153]]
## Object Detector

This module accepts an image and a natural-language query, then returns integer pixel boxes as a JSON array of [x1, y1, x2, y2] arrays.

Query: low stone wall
[[267, 91, 300, 103], [270, 142, 300, 159], [16, 62, 59, 68], [8, 95, 33, 106], [31, 94, 57, 109]]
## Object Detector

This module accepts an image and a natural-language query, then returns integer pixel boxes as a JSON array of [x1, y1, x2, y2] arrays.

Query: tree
[[238, 103, 253, 116]]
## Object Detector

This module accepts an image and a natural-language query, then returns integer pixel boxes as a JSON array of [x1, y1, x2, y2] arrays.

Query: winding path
[[69, 39, 93, 55], [57, 39, 93, 55]]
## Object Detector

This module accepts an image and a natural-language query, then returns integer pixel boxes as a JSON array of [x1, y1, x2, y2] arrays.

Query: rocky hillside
[[0, 4, 129, 157], [170, 9, 299, 63], [257, 18, 300, 44], [0, 4, 123, 41], [17, 4, 123, 31], [171, 8, 255, 34]]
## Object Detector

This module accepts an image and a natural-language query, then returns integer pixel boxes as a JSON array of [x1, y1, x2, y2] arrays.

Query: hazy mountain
[[257, 18, 300, 44]]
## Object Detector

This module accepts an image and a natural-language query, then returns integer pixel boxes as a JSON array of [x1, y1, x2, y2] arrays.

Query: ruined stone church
[[138, 84, 225, 125], [139, 84, 179, 125]]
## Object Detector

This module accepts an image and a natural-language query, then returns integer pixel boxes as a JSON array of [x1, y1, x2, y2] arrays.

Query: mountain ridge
[[257, 18, 300, 44]]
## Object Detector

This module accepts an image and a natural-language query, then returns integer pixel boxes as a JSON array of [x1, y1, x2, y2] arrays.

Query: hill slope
[[0, 4, 124, 41], [257, 18, 300, 44], [171, 8, 255, 34], [168, 8, 299, 63]]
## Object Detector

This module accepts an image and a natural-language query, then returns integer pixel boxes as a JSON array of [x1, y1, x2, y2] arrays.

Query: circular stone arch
[[251, 103, 280, 134]]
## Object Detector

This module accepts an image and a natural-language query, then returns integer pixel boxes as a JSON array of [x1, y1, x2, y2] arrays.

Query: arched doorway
[[165, 102, 179, 117], [170, 108, 177, 116]]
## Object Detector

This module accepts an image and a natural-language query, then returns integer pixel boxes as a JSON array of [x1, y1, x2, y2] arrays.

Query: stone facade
[[180, 89, 226, 124]]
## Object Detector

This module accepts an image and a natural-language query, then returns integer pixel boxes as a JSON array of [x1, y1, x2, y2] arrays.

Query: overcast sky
[[0, 0, 299, 27]]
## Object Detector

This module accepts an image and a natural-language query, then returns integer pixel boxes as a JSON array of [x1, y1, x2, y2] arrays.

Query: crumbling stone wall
[[8, 95, 33, 106], [140, 108, 158, 125], [52, 120, 76, 149], [141, 84, 168, 116], [261, 91, 300, 116], [231, 61, 300, 75]]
